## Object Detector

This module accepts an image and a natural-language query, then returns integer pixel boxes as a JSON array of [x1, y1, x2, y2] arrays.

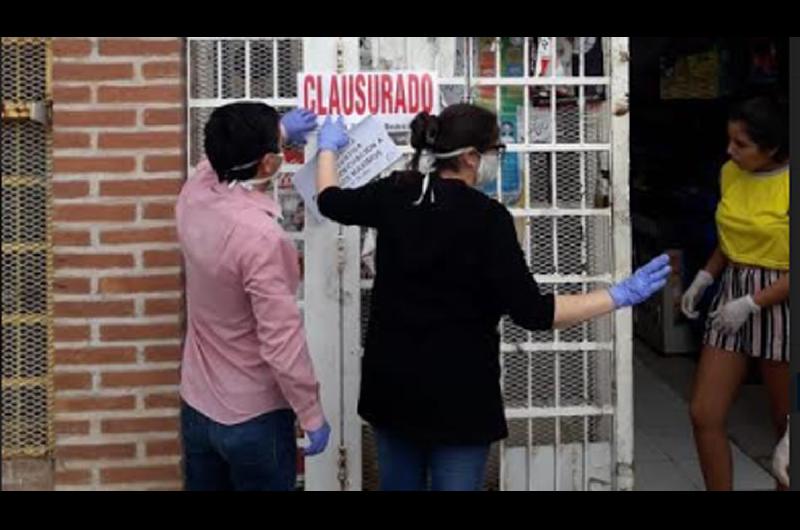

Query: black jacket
[[317, 171, 554, 444]]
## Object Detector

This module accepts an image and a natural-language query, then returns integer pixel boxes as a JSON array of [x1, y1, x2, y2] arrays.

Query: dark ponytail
[[407, 103, 499, 174], [409, 112, 440, 171]]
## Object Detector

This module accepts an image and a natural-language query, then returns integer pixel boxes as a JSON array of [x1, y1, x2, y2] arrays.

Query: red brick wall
[[51, 37, 186, 490]]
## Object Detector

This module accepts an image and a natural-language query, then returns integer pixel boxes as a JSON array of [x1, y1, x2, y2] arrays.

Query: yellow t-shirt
[[716, 160, 789, 270]]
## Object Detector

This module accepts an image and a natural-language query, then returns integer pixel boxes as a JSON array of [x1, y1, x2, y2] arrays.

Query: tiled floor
[[633, 351, 776, 491]]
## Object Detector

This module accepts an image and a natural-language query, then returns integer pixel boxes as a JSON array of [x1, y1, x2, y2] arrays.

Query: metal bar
[[273, 38, 279, 99], [472, 77, 610, 86], [495, 38, 502, 202], [502, 143, 611, 152], [216, 40, 222, 99], [610, 36, 633, 492], [508, 207, 611, 218], [2, 315, 49, 325], [501, 341, 613, 353], [2, 377, 49, 389], [187, 97, 300, 108], [2, 243, 50, 253], [244, 39, 251, 100]]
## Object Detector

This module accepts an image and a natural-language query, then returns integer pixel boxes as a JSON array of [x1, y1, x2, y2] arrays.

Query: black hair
[[729, 96, 788, 162], [409, 103, 499, 173], [204, 101, 281, 182]]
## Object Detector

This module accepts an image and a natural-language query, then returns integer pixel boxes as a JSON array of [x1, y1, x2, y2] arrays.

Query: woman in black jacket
[[315, 104, 670, 491]]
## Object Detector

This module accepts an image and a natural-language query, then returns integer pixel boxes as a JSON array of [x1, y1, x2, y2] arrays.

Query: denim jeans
[[374, 427, 490, 491], [181, 401, 297, 491]]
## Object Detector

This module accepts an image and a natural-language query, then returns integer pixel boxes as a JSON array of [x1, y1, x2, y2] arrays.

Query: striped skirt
[[703, 264, 790, 362]]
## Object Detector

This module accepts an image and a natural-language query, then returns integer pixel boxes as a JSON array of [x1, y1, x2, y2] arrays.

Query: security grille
[[1, 36, 55, 459]]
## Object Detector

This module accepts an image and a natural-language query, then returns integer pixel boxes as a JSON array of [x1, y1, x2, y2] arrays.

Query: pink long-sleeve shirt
[[176, 159, 324, 431]]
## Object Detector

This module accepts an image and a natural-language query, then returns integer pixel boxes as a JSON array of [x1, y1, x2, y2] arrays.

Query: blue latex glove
[[318, 116, 349, 153], [609, 254, 671, 308], [303, 421, 331, 457], [280, 108, 317, 145]]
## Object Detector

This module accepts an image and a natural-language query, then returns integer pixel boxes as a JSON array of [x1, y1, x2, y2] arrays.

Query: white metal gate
[[186, 37, 631, 491]]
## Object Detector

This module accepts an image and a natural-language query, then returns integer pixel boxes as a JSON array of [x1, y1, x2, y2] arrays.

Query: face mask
[[225, 153, 283, 191], [476, 152, 499, 186], [433, 147, 499, 187]]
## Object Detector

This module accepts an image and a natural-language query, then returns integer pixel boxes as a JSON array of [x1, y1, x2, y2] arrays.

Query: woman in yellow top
[[681, 96, 789, 490]]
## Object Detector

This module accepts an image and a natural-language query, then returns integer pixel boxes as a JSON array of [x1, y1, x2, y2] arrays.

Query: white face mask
[[225, 153, 283, 191], [433, 147, 499, 187], [476, 152, 499, 186]]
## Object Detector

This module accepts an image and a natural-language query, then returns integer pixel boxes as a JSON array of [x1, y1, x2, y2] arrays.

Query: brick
[[99, 274, 181, 294], [100, 323, 181, 342], [54, 325, 90, 342], [55, 253, 135, 270], [55, 395, 135, 413], [143, 108, 182, 126], [53, 277, 91, 294], [97, 85, 182, 103], [56, 347, 137, 365], [100, 226, 177, 245], [55, 469, 92, 486], [54, 156, 135, 174], [99, 39, 181, 57], [143, 249, 181, 267], [52, 181, 90, 199], [53, 63, 134, 82], [142, 61, 181, 79], [101, 416, 179, 434], [54, 372, 93, 390], [146, 439, 181, 457], [54, 420, 91, 435], [53, 39, 93, 57], [100, 464, 180, 485], [57, 443, 136, 460], [55, 301, 135, 318], [53, 132, 91, 149], [144, 345, 182, 363], [144, 155, 183, 173], [98, 131, 182, 150], [54, 109, 137, 128], [54, 204, 136, 222], [53, 85, 91, 103], [99, 179, 182, 197], [53, 230, 91, 247], [101, 369, 179, 388], [144, 392, 180, 409], [145, 298, 182, 316], [142, 202, 176, 220]]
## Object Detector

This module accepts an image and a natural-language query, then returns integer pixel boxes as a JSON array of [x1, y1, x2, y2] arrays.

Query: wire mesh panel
[[1, 37, 54, 459], [468, 37, 617, 491], [352, 37, 620, 491]]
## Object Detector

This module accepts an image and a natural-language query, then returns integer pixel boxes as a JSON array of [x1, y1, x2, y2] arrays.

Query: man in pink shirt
[[176, 102, 328, 491]]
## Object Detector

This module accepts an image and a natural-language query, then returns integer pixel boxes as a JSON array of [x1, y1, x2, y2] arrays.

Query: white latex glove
[[709, 295, 760, 335], [772, 422, 789, 488], [681, 270, 714, 319]]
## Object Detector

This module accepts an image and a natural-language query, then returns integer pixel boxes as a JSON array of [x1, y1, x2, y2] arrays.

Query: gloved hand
[[681, 270, 714, 319], [303, 421, 331, 457], [772, 422, 789, 488], [280, 108, 318, 146], [709, 295, 760, 335], [318, 116, 349, 153], [609, 254, 671, 308]]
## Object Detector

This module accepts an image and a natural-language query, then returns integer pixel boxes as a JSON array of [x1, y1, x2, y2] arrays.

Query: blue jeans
[[181, 401, 297, 491], [375, 428, 490, 491]]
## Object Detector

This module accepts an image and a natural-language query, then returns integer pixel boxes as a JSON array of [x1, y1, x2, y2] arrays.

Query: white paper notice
[[292, 116, 403, 224]]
